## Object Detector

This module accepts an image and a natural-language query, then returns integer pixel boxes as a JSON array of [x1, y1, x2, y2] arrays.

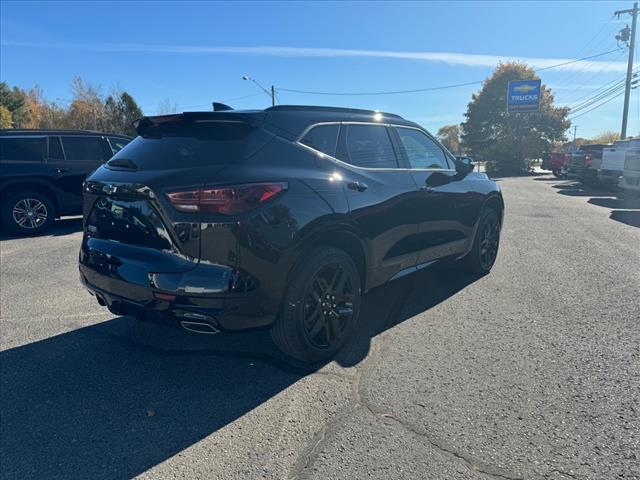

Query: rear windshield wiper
[[106, 158, 138, 170]]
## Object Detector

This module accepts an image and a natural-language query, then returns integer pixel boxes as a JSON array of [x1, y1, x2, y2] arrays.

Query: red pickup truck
[[543, 152, 571, 178]]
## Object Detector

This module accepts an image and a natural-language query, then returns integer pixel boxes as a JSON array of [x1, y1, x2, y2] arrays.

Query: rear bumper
[[620, 174, 640, 192], [598, 170, 622, 184], [79, 261, 278, 331]]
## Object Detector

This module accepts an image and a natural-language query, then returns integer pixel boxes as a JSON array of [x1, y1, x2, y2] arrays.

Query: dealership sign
[[507, 80, 541, 113]]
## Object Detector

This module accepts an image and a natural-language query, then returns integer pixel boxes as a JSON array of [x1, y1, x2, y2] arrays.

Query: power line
[[545, 20, 621, 88], [573, 15, 617, 59], [569, 90, 625, 119], [534, 47, 622, 71], [278, 79, 484, 96], [221, 92, 264, 103], [555, 50, 626, 103], [571, 69, 636, 105], [569, 78, 627, 112], [277, 48, 623, 97]]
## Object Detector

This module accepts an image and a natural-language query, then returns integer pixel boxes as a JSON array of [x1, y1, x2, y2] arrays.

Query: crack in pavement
[[290, 330, 528, 480], [545, 469, 580, 479], [287, 337, 387, 480], [353, 338, 524, 480]]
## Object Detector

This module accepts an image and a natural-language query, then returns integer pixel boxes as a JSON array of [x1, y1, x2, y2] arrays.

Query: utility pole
[[573, 125, 578, 151], [615, 2, 638, 139], [271, 85, 276, 106]]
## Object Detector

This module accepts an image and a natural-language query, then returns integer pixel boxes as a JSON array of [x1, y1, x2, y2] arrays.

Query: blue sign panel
[[507, 80, 541, 112]]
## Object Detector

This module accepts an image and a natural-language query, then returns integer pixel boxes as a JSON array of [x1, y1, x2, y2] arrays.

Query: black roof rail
[[264, 105, 404, 119]]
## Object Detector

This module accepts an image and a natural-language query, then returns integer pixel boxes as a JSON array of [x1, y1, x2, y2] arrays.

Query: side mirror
[[455, 157, 475, 176]]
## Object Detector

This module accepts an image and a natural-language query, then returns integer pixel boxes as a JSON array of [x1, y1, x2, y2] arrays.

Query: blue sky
[[0, 0, 637, 139]]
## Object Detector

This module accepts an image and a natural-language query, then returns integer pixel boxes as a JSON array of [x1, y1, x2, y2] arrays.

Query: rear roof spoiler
[[132, 111, 265, 137]]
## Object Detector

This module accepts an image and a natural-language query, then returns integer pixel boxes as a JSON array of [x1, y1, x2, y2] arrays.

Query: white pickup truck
[[598, 139, 640, 187], [621, 144, 640, 194]]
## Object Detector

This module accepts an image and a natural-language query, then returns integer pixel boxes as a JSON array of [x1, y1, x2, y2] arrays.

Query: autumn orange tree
[[0, 77, 143, 135], [461, 62, 570, 174]]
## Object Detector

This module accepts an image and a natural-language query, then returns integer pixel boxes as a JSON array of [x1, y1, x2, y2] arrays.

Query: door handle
[[52, 168, 69, 174], [347, 181, 368, 192]]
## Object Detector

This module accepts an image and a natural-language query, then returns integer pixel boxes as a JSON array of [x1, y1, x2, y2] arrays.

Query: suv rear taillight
[[166, 182, 287, 215], [584, 154, 592, 167]]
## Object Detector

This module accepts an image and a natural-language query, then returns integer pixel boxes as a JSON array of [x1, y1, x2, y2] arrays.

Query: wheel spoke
[[309, 281, 323, 303], [337, 305, 353, 317], [328, 313, 342, 342], [305, 306, 322, 332], [307, 312, 327, 339], [322, 321, 332, 345], [333, 269, 348, 294]]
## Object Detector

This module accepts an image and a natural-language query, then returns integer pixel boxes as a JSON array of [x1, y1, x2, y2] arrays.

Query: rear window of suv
[[0, 137, 46, 162], [112, 122, 255, 169]]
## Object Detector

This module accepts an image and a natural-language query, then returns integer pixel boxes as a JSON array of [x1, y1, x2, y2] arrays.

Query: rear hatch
[[81, 111, 268, 278]]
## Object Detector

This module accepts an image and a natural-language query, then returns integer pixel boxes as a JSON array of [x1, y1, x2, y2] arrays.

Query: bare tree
[[157, 98, 178, 115]]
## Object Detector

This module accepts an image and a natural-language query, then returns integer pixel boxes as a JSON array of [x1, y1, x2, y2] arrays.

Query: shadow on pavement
[[488, 171, 546, 180], [543, 178, 640, 229], [552, 181, 614, 198], [0, 264, 479, 480], [532, 175, 561, 182], [609, 210, 640, 228], [0, 217, 82, 241], [588, 196, 640, 210]]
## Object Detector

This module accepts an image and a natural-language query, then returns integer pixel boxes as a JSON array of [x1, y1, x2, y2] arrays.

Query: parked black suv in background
[[79, 105, 503, 363], [0, 130, 130, 234]]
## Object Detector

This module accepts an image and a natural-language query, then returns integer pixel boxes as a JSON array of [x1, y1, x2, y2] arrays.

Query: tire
[[270, 247, 362, 364], [1, 190, 55, 235], [552, 169, 567, 179], [461, 208, 501, 276]]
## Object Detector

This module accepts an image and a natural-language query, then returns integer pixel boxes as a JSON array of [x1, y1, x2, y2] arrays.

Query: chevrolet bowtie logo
[[103, 184, 118, 195], [513, 84, 537, 93]]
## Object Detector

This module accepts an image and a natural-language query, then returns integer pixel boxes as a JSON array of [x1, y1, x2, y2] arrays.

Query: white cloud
[[1, 41, 627, 73]]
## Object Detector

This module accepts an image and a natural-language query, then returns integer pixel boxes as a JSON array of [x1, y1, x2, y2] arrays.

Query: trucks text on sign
[[507, 80, 542, 113]]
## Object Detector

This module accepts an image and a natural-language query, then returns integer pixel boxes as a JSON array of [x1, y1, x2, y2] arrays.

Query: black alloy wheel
[[461, 208, 501, 275], [302, 263, 355, 348], [270, 247, 361, 364], [478, 214, 500, 270]]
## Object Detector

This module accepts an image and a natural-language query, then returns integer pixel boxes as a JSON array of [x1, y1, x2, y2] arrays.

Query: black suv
[[79, 106, 503, 363], [0, 130, 130, 234]]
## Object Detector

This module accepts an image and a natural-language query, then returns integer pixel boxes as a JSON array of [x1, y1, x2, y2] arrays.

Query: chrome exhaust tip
[[179, 320, 220, 335]]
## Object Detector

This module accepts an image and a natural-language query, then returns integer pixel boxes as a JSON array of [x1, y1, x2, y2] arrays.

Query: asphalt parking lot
[[1, 175, 639, 480]]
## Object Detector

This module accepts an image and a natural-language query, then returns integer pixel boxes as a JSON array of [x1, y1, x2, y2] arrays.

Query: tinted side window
[[0, 137, 46, 162], [396, 128, 450, 170], [108, 137, 130, 155], [48, 136, 65, 160], [344, 124, 398, 168], [61, 136, 110, 162], [300, 124, 339, 156]]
